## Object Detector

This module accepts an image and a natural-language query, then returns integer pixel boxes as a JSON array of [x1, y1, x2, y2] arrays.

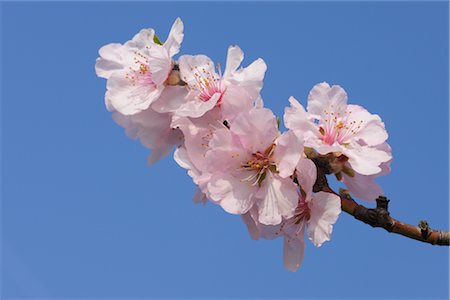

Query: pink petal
[[255, 176, 298, 225], [219, 85, 254, 121], [295, 158, 317, 201], [231, 108, 279, 154], [307, 192, 341, 247], [272, 130, 304, 178], [283, 227, 306, 272]]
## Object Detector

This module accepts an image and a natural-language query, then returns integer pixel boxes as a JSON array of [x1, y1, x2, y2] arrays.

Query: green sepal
[[153, 34, 163, 45]]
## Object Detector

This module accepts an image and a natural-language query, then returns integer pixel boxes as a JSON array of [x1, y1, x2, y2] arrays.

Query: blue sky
[[1, 1, 449, 299]]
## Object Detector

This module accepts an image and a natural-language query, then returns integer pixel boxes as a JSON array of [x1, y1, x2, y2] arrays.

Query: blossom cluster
[[95, 18, 392, 271]]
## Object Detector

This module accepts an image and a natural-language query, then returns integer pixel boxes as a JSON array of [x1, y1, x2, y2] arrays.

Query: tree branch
[[311, 158, 450, 246]]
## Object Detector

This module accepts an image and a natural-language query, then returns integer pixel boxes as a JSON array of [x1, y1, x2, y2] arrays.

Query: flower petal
[[241, 208, 261, 240], [346, 104, 388, 146], [95, 43, 129, 79], [307, 82, 348, 119], [344, 143, 392, 175], [284, 97, 319, 138], [106, 70, 162, 115], [307, 192, 341, 247], [231, 108, 279, 154], [163, 17, 184, 57], [342, 171, 384, 201], [147, 44, 171, 85], [295, 158, 317, 201], [151, 86, 189, 114], [207, 173, 257, 214], [283, 228, 306, 272], [171, 108, 223, 170], [272, 130, 304, 178], [205, 128, 250, 173], [111, 106, 181, 164], [255, 176, 298, 225], [224, 45, 244, 78], [179, 54, 216, 87], [227, 58, 267, 100], [219, 85, 254, 121], [127, 28, 155, 50]]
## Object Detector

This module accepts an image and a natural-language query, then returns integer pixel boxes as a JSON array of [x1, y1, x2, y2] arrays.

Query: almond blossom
[[96, 18, 184, 115], [243, 158, 341, 271], [284, 82, 391, 176], [203, 108, 304, 225], [153, 46, 267, 119]]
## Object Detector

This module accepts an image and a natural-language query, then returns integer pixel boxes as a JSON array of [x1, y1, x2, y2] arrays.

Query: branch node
[[418, 220, 431, 239], [376, 196, 389, 210], [339, 188, 352, 200]]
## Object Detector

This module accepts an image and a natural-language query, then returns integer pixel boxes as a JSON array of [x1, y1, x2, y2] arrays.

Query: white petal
[[207, 173, 257, 214], [179, 54, 216, 87], [256, 176, 298, 225], [228, 58, 267, 100], [224, 45, 244, 78], [241, 208, 261, 240], [255, 96, 264, 108], [106, 70, 162, 115], [147, 44, 171, 85], [127, 28, 155, 50], [163, 17, 184, 57], [151, 86, 190, 114], [346, 104, 388, 146], [283, 229, 306, 272], [342, 171, 384, 201], [95, 43, 127, 79], [307, 82, 348, 119], [284, 97, 318, 135], [344, 144, 392, 176], [307, 192, 341, 247]]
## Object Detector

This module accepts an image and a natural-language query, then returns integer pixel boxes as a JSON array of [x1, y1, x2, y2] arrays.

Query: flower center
[[241, 143, 277, 186], [185, 63, 226, 102], [319, 105, 363, 145], [125, 51, 156, 87], [294, 197, 310, 224]]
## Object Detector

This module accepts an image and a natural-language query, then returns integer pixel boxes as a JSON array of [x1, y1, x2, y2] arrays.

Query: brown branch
[[311, 158, 450, 246]]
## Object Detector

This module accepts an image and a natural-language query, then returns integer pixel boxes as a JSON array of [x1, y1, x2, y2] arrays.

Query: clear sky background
[[1, 1, 449, 299]]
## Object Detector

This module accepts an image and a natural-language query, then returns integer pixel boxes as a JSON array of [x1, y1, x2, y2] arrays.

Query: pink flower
[[153, 46, 267, 119], [242, 158, 341, 272], [203, 108, 304, 225], [96, 18, 184, 115], [285, 82, 391, 175]]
